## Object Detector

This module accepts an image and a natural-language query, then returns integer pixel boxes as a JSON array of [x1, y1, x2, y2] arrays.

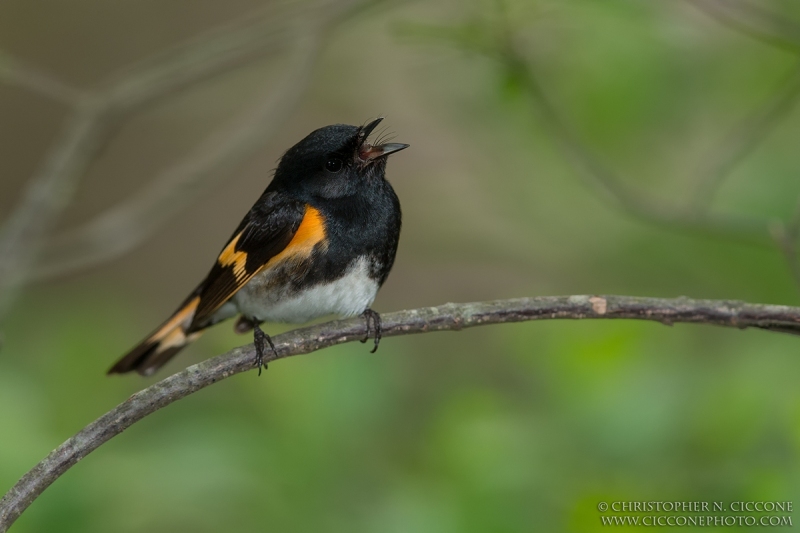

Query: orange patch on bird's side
[[149, 296, 200, 341], [218, 233, 249, 281], [266, 205, 327, 266]]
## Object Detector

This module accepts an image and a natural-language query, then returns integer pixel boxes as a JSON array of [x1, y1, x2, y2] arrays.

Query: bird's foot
[[360, 308, 382, 353], [253, 323, 277, 376]]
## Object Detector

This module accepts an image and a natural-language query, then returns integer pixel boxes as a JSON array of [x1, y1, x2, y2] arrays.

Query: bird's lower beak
[[360, 142, 410, 161]]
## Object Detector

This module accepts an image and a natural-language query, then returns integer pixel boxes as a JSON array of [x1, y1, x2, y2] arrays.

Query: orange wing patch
[[265, 206, 327, 267], [218, 205, 325, 277], [218, 233, 248, 282], [193, 204, 326, 326]]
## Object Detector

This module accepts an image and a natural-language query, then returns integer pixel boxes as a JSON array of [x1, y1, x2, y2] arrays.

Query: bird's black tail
[[108, 295, 205, 376]]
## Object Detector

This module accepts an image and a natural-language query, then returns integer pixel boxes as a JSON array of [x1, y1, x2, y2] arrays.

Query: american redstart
[[109, 118, 408, 376]]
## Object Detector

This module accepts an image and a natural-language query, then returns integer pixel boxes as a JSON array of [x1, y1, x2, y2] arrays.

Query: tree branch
[[2, 294, 800, 530]]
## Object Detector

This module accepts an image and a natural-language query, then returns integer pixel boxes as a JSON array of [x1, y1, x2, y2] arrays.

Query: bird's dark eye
[[325, 157, 343, 173]]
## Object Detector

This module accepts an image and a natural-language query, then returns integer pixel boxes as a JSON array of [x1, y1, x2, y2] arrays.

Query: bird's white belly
[[233, 256, 379, 324]]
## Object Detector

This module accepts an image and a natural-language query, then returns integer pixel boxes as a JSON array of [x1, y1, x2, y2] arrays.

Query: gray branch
[[2, 294, 800, 531]]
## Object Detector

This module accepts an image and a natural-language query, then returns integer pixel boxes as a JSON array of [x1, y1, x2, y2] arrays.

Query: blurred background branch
[[687, 0, 800, 53], [3, 294, 800, 531], [689, 65, 800, 211], [771, 196, 800, 288], [31, 23, 327, 280], [0, 0, 371, 323], [400, 0, 800, 292], [0, 103, 107, 322], [503, 55, 775, 244], [0, 51, 86, 104]]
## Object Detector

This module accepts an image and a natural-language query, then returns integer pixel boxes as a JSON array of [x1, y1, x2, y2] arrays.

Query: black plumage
[[109, 118, 408, 376]]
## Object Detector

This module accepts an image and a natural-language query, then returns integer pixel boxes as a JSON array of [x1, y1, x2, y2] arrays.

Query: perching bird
[[109, 118, 408, 376]]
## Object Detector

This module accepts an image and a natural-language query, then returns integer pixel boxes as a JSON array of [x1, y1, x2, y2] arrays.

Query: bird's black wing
[[108, 192, 316, 376], [190, 191, 310, 328]]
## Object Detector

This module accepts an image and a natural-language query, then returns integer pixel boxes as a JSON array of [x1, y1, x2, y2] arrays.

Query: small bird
[[109, 118, 408, 376]]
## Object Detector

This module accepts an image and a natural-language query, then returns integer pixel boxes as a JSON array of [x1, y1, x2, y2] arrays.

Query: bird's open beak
[[358, 117, 410, 162]]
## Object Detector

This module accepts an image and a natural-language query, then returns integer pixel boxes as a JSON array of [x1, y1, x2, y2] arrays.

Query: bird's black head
[[270, 118, 408, 200]]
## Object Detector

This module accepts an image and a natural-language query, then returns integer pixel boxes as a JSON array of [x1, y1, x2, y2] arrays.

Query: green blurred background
[[3, 0, 800, 531]]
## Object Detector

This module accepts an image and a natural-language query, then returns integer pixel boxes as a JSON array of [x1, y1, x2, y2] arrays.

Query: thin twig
[[1, 294, 800, 530]]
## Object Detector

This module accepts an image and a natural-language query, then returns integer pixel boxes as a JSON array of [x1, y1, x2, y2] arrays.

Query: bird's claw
[[253, 323, 277, 376], [361, 308, 382, 353]]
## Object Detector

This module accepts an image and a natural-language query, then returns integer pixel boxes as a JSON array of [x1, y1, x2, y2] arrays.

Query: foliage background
[[2, 0, 800, 531]]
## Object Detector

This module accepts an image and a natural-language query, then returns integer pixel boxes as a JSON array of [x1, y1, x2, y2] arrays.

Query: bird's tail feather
[[108, 295, 204, 376]]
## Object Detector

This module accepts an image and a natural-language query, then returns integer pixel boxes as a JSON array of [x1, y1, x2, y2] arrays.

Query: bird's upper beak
[[358, 117, 410, 162]]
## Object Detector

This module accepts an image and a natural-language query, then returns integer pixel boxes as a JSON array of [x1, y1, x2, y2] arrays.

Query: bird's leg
[[360, 308, 382, 353], [253, 323, 277, 376]]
